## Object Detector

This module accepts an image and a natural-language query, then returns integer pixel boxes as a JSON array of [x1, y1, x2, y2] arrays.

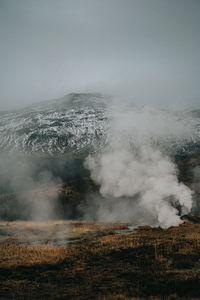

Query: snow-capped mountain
[[0, 93, 109, 156], [0, 93, 200, 159]]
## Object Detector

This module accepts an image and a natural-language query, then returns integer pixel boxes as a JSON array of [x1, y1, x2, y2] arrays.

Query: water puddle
[[115, 224, 136, 235]]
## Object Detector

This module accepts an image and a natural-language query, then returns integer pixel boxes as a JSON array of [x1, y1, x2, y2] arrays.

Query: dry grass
[[1, 218, 200, 299], [0, 244, 67, 267], [0, 220, 127, 268]]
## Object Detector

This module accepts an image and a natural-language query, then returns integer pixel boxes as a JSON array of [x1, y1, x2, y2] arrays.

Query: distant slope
[[0, 93, 200, 158], [0, 93, 109, 156]]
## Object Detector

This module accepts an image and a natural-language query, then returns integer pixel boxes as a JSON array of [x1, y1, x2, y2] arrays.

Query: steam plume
[[85, 104, 194, 228]]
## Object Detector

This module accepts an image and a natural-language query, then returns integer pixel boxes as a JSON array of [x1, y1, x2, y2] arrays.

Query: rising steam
[[0, 153, 61, 221], [85, 104, 195, 228]]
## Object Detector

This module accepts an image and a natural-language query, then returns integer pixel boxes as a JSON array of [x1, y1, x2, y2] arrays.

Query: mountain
[[1, 93, 200, 159], [0, 93, 109, 156]]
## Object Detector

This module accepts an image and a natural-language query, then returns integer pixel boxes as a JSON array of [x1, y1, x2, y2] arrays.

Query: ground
[[0, 216, 200, 299]]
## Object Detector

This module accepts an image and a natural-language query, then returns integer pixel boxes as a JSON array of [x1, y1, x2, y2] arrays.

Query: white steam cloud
[[85, 104, 195, 228]]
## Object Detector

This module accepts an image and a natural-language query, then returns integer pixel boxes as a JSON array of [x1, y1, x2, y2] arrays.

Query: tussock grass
[[1, 219, 200, 299]]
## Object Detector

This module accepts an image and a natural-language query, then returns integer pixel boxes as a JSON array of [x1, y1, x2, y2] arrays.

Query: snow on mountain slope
[[0, 93, 200, 158], [0, 93, 109, 156]]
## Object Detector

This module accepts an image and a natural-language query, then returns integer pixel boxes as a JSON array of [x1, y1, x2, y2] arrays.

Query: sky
[[0, 0, 200, 110]]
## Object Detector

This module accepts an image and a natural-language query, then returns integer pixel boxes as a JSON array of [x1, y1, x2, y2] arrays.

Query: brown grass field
[[0, 216, 200, 299]]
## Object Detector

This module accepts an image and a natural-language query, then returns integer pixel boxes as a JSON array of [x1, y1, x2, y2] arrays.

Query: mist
[[0, 153, 61, 221], [84, 104, 197, 228], [0, 0, 200, 110]]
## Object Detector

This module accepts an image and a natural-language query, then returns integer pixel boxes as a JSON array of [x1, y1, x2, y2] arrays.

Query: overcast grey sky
[[0, 0, 200, 110]]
